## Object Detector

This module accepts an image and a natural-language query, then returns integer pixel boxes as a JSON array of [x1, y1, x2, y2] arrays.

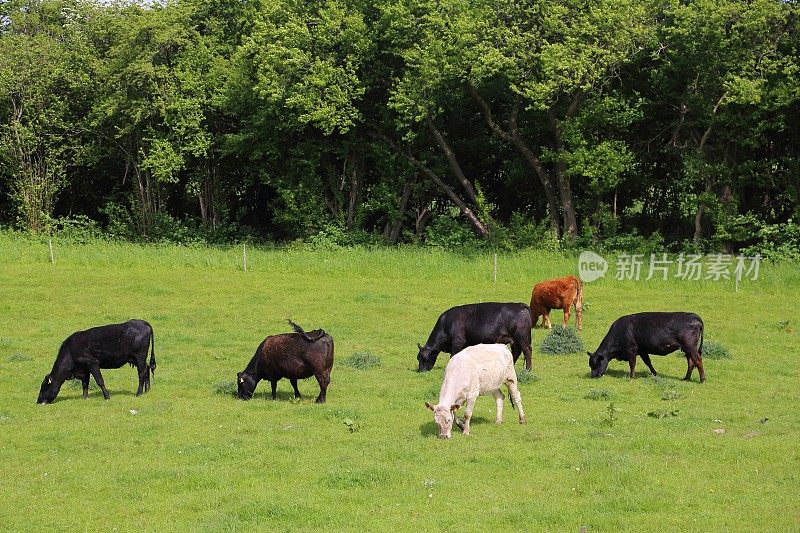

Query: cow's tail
[[148, 326, 157, 380], [288, 319, 325, 342], [697, 315, 704, 357], [575, 276, 584, 309]]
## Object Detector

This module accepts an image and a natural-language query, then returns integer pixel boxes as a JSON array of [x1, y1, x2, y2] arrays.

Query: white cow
[[425, 343, 526, 438]]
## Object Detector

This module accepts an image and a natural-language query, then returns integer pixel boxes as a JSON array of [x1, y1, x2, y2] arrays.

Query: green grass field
[[1, 234, 798, 531]]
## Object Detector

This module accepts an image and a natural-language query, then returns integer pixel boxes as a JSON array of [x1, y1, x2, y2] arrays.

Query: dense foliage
[[1, 0, 798, 254]]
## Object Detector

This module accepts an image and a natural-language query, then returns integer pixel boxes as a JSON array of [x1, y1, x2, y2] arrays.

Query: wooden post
[[493, 253, 497, 282], [48, 240, 54, 264], [243, 243, 247, 272]]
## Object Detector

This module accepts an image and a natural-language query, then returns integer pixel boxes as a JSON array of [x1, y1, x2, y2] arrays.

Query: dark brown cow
[[529, 275, 583, 331], [236, 321, 334, 403]]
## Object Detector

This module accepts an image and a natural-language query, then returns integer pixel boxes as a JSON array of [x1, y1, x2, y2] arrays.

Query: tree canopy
[[1, 0, 798, 256]]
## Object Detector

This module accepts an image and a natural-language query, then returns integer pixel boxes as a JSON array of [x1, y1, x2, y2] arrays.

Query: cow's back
[[260, 331, 333, 379], [532, 276, 580, 307], [449, 344, 513, 394]]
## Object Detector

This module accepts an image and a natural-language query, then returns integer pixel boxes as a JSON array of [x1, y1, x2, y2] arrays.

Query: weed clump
[[212, 380, 237, 396], [661, 390, 683, 401], [648, 409, 679, 419], [538, 326, 584, 355], [702, 340, 732, 359], [343, 351, 382, 370], [6, 353, 31, 362], [584, 388, 611, 401], [516, 371, 540, 385]]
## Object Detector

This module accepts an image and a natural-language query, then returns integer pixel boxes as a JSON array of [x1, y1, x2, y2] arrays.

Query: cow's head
[[37, 374, 62, 404], [588, 351, 610, 378], [417, 343, 439, 372], [425, 402, 459, 439], [236, 372, 257, 400]]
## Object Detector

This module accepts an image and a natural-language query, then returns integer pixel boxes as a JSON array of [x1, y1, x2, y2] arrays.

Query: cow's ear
[[237, 372, 244, 384], [417, 343, 423, 350], [425, 402, 435, 411], [587, 352, 593, 357], [450, 404, 460, 412]]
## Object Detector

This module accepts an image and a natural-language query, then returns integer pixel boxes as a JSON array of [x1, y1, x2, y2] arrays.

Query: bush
[[424, 208, 483, 249], [51, 215, 104, 244], [342, 351, 382, 370], [538, 326, 585, 355], [702, 340, 732, 359]]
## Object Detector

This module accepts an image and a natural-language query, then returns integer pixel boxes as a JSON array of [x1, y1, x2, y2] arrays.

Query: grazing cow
[[425, 344, 525, 439], [37, 319, 156, 404], [588, 312, 705, 382], [236, 321, 334, 403], [417, 302, 533, 372], [530, 275, 583, 330]]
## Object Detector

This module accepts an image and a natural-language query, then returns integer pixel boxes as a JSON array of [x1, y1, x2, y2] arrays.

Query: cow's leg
[[89, 364, 111, 400], [640, 353, 658, 376], [543, 311, 552, 329], [135, 360, 149, 396], [684, 349, 705, 383], [683, 356, 695, 381], [506, 376, 526, 424], [510, 343, 522, 364], [513, 333, 533, 372], [694, 354, 706, 383], [461, 396, 476, 435], [314, 371, 330, 403], [562, 305, 570, 327], [627, 353, 638, 379], [492, 389, 505, 424], [290, 378, 301, 399], [575, 301, 583, 331], [81, 372, 90, 399], [270, 380, 278, 400]]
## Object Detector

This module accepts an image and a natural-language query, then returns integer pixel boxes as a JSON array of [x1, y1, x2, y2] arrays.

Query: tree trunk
[[386, 179, 413, 244], [467, 84, 562, 237], [547, 109, 578, 237], [371, 131, 490, 237], [426, 117, 479, 205]]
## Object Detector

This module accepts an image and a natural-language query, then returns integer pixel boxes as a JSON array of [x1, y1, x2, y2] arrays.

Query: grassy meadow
[[0, 234, 798, 531]]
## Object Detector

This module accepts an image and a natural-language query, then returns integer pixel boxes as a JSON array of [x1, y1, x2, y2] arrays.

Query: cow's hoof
[[519, 417, 526, 424], [315, 398, 326, 404]]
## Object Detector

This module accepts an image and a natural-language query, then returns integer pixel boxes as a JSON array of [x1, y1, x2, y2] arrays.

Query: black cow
[[236, 321, 334, 403], [37, 319, 156, 404], [588, 312, 705, 382], [417, 302, 533, 372]]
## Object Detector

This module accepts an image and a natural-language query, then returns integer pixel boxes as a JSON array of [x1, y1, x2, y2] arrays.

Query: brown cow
[[529, 275, 583, 331]]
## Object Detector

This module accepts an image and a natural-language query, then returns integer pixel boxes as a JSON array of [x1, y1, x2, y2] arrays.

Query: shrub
[[702, 340, 732, 359], [538, 326, 585, 355], [342, 351, 382, 370]]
